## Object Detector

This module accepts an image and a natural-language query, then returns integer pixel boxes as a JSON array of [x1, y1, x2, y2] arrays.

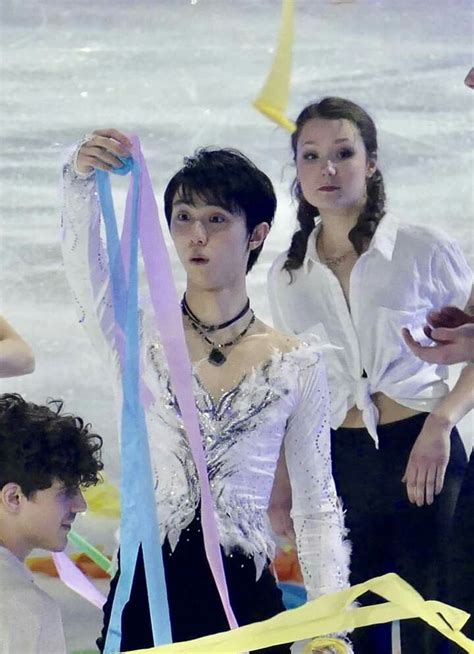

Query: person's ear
[[0, 483, 24, 514], [248, 222, 270, 250], [366, 158, 377, 179]]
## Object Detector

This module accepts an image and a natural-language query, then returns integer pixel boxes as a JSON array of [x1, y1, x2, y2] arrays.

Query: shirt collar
[[0, 545, 34, 582], [368, 213, 398, 260], [303, 213, 398, 272]]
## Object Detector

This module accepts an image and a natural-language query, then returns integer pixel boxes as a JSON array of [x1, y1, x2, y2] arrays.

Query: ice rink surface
[[0, 0, 473, 651]]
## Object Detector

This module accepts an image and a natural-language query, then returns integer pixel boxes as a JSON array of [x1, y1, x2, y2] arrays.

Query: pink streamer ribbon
[[52, 552, 106, 610], [131, 137, 238, 630]]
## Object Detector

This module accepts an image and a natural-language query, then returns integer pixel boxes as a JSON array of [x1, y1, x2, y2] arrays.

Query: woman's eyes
[[302, 148, 355, 161], [175, 212, 190, 222], [338, 148, 355, 160]]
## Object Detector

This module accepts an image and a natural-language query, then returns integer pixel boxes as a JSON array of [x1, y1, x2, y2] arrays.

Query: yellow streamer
[[253, 0, 296, 132], [82, 475, 121, 518], [302, 636, 349, 653], [123, 573, 473, 654]]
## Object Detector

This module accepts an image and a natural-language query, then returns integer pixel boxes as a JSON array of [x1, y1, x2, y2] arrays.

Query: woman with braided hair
[[267, 97, 473, 654]]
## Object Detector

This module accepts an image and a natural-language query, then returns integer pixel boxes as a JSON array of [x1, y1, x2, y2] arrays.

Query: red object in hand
[[424, 307, 474, 341]]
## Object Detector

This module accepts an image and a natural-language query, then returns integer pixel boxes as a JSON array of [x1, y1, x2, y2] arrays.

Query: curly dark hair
[[284, 97, 386, 276], [164, 147, 276, 273], [0, 393, 103, 498]]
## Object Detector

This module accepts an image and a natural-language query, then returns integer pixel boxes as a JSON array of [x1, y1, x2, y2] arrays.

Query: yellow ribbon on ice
[[82, 475, 121, 518], [253, 0, 296, 133], [124, 573, 473, 654]]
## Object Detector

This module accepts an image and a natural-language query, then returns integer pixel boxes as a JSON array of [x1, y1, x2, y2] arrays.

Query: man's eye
[[209, 215, 225, 223], [338, 148, 355, 160], [176, 212, 190, 221]]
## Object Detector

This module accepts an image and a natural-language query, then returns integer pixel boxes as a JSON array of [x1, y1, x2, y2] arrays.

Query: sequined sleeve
[[284, 357, 351, 600], [60, 148, 121, 372]]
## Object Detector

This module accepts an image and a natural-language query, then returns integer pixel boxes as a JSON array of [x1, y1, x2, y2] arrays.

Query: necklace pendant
[[208, 347, 226, 366]]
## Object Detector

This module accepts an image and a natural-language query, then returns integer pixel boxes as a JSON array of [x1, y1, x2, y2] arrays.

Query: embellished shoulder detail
[[140, 325, 330, 575]]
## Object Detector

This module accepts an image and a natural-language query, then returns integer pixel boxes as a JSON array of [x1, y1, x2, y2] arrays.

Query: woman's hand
[[402, 306, 474, 365], [402, 414, 451, 506], [403, 323, 474, 364], [76, 129, 132, 175]]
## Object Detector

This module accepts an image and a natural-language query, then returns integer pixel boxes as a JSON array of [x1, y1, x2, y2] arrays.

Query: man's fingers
[[89, 134, 131, 157], [92, 128, 132, 149], [83, 145, 124, 169], [80, 157, 113, 172]]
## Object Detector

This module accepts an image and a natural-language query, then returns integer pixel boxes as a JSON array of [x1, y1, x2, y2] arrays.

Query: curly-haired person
[[0, 392, 103, 654]]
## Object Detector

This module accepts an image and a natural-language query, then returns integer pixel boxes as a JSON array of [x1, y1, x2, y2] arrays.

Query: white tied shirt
[[268, 215, 473, 444], [0, 547, 66, 654]]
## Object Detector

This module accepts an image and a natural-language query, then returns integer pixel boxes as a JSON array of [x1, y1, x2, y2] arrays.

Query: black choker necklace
[[181, 298, 255, 366], [181, 295, 250, 333]]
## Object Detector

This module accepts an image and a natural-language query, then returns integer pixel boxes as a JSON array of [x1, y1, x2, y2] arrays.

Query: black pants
[[97, 512, 290, 653], [450, 451, 474, 640], [331, 413, 468, 654]]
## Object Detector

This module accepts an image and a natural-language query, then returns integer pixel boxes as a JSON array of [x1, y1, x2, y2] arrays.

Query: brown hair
[[284, 97, 386, 275]]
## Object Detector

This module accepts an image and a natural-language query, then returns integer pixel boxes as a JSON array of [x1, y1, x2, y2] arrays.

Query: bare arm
[[402, 294, 474, 507], [0, 316, 35, 377]]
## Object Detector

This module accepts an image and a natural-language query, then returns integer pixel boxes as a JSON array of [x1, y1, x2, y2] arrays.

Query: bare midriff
[[340, 392, 422, 428]]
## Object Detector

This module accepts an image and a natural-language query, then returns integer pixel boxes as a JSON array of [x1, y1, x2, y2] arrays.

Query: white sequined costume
[[60, 158, 351, 602]]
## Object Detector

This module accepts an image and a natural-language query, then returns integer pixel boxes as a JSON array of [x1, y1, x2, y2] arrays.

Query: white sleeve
[[431, 237, 473, 310], [284, 355, 351, 600], [60, 148, 121, 372]]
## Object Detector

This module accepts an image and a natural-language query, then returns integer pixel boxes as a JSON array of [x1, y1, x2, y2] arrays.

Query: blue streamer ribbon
[[96, 153, 172, 652]]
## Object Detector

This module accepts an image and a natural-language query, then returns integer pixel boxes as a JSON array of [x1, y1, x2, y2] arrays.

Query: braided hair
[[283, 97, 386, 276]]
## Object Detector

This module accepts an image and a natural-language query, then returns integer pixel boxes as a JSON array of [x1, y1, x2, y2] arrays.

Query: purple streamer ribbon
[[120, 138, 238, 630], [52, 552, 106, 609]]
